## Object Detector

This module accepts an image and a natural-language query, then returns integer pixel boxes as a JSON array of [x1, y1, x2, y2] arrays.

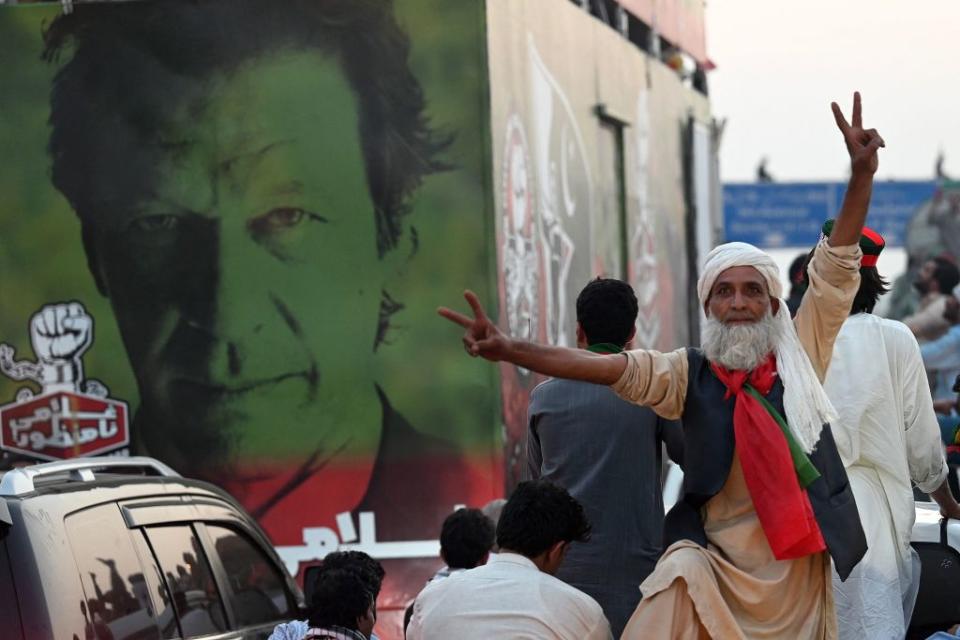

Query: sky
[[704, 0, 960, 183]]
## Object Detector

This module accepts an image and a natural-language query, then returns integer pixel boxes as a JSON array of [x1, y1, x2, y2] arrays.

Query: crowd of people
[[265, 93, 960, 639]]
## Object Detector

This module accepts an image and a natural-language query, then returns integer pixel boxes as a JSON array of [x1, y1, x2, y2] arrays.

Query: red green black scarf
[[710, 355, 826, 560]]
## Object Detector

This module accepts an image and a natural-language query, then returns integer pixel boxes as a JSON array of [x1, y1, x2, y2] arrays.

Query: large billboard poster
[[486, 0, 710, 484], [0, 1, 499, 636]]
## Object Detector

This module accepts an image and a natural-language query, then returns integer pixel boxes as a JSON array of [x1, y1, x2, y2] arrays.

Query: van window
[[143, 525, 228, 638], [205, 525, 294, 626], [65, 505, 162, 640], [130, 530, 181, 639]]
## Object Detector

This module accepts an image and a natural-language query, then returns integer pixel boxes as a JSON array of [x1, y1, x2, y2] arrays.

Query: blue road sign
[[723, 181, 936, 248]]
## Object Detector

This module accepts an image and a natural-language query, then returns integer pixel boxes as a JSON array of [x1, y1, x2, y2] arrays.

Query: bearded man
[[439, 92, 883, 638]]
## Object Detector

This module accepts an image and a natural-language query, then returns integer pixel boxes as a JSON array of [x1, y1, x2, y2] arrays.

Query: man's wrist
[[503, 336, 518, 361]]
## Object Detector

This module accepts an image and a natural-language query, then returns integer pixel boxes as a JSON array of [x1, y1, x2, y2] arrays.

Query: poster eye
[[248, 208, 327, 235], [130, 215, 181, 233], [265, 207, 304, 227]]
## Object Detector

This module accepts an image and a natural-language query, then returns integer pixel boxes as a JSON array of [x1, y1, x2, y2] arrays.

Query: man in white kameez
[[818, 221, 960, 639]]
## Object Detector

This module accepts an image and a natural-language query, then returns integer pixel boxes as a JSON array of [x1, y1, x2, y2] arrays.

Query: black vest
[[665, 349, 867, 580]]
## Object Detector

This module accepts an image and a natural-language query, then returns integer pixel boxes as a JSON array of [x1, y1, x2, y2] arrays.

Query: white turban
[[698, 242, 837, 453], [697, 242, 782, 303]]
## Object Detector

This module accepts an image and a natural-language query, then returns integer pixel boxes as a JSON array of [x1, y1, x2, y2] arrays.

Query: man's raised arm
[[827, 91, 885, 246], [438, 290, 626, 385], [795, 92, 884, 377]]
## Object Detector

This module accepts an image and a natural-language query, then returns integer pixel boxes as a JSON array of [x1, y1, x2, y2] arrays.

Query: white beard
[[702, 312, 778, 371]]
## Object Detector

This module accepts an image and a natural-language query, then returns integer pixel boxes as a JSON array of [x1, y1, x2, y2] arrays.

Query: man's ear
[[770, 297, 781, 316], [546, 540, 567, 566], [81, 223, 110, 296], [356, 605, 376, 636], [575, 323, 586, 346], [531, 541, 568, 575]]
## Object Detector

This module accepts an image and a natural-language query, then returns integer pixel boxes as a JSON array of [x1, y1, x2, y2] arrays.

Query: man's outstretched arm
[[438, 290, 626, 385], [827, 91, 885, 247]]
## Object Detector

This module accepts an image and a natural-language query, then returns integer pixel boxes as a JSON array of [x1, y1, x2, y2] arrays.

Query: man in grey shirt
[[526, 278, 683, 637]]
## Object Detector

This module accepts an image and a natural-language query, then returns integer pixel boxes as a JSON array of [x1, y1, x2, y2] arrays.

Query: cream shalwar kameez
[[614, 241, 861, 640]]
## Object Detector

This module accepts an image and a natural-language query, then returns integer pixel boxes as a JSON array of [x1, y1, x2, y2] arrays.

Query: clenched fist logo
[[30, 302, 93, 364], [0, 301, 108, 396]]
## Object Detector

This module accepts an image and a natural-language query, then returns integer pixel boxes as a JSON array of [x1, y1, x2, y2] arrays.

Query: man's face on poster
[[85, 51, 385, 470]]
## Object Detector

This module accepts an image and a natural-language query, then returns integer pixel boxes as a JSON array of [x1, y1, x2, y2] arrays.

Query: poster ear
[[374, 226, 415, 352], [378, 221, 418, 284]]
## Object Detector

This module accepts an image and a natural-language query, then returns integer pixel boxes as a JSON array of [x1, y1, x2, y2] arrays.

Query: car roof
[[0, 457, 239, 522], [0, 456, 178, 496]]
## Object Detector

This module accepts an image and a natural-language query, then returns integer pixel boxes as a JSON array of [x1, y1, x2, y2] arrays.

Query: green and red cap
[[820, 219, 885, 268]]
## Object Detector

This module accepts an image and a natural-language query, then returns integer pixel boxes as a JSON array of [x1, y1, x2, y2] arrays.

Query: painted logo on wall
[[528, 34, 593, 348], [631, 91, 662, 348], [0, 302, 129, 461], [501, 112, 541, 349]]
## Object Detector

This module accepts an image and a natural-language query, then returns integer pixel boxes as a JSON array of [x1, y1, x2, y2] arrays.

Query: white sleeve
[[405, 599, 425, 640], [902, 332, 949, 493], [585, 612, 614, 640], [267, 621, 307, 640]]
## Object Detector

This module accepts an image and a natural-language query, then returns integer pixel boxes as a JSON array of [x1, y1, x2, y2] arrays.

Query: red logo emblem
[[0, 302, 129, 461], [0, 392, 129, 461]]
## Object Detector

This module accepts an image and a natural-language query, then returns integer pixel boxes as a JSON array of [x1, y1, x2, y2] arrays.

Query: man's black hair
[[850, 267, 891, 314], [43, 0, 448, 259], [785, 252, 811, 317], [439, 507, 495, 570], [495, 480, 591, 558], [575, 278, 638, 347], [788, 253, 807, 293], [321, 550, 385, 597], [801, 249, 890, 315], [306, 568, 373, 630], [931, 257, 960, 295]]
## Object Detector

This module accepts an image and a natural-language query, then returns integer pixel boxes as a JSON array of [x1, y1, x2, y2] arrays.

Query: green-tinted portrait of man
[[39, 0, 492, 544]]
